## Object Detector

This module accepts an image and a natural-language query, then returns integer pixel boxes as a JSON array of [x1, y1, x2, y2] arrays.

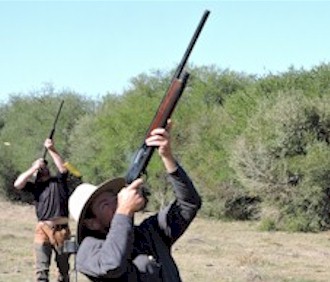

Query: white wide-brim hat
[[69, 177, 126, 244]]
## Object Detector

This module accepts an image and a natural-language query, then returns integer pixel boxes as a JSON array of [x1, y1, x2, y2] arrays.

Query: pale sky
[[1, 1, 329, 103]]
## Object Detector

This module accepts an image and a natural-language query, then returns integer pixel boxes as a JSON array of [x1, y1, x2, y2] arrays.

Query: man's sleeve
[[76, 214, 136, 279], [157, 164, 202, 245], [58, 171, 68, 182], [23, 181, 35, 192]]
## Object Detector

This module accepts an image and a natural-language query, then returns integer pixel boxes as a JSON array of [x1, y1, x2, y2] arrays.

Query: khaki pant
[[34, 222, 71, 282]]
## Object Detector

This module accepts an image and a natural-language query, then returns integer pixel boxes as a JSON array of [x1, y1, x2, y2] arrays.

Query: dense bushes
[[229, 83, 330, 231], [0, 63, 329, 232]]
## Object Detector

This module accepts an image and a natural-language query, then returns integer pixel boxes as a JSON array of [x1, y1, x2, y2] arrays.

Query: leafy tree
[[68, 71, 170, 184], [1, 63, 330, 232], [229, 90, 330, 231]]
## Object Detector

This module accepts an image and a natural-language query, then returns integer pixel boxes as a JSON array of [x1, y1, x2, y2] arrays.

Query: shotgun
[[42, 100, 82, 178], [125, 10, 210, 184], [43, 100, 64, 159]]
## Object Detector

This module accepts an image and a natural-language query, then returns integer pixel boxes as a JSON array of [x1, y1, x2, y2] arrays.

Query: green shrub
[[230, 90, 330, 231]]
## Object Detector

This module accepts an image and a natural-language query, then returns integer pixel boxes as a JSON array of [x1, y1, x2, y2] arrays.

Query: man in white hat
[[69, 121, 202, 281]]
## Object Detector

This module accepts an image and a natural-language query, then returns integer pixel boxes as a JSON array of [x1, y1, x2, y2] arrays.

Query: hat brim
[[76, 177, 126, 244]]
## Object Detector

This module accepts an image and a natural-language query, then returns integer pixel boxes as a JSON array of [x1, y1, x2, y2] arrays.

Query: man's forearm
[[47, 148, 67, 173], [156, 164, 202, 244], [169, 165, 201, 207], [77, 214, 134, 278], [14, 166, 36, 189], [161, 154, 178, 174]]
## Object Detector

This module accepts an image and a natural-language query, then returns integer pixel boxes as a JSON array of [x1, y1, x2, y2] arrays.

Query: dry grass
[[1, 200, 330, 282]]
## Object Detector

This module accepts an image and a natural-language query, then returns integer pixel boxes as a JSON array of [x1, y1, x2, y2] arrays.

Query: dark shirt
[[76, 165, 202, 282], [25, 172, 69, 221]]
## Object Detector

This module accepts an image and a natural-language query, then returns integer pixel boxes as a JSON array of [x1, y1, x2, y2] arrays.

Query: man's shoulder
[[24, 181, 36, 191], [136, 213, 159, 232]]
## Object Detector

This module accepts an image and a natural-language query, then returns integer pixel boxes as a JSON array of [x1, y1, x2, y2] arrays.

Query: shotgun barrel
[[43, 100, 64, 159]]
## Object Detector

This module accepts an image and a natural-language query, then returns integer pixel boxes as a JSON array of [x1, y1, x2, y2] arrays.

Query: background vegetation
[[0, 63, 329, 232]]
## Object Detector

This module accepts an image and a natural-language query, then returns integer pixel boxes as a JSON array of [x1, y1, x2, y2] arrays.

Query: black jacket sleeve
[[156, 164, 202, 245]]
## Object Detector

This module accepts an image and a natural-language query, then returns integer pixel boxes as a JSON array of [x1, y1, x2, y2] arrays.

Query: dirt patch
[[1, 200, 330, 282]]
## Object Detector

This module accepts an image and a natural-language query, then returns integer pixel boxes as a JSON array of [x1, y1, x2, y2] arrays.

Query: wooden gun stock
[[125, 72, 189, 184]]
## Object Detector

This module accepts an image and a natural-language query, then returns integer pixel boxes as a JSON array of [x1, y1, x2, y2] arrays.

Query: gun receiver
[[43, 100, 64, 159], [125, 10, 210, 184]]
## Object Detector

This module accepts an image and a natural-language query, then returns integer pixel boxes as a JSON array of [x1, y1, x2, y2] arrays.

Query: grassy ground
[[1, 200, 330, 282]]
